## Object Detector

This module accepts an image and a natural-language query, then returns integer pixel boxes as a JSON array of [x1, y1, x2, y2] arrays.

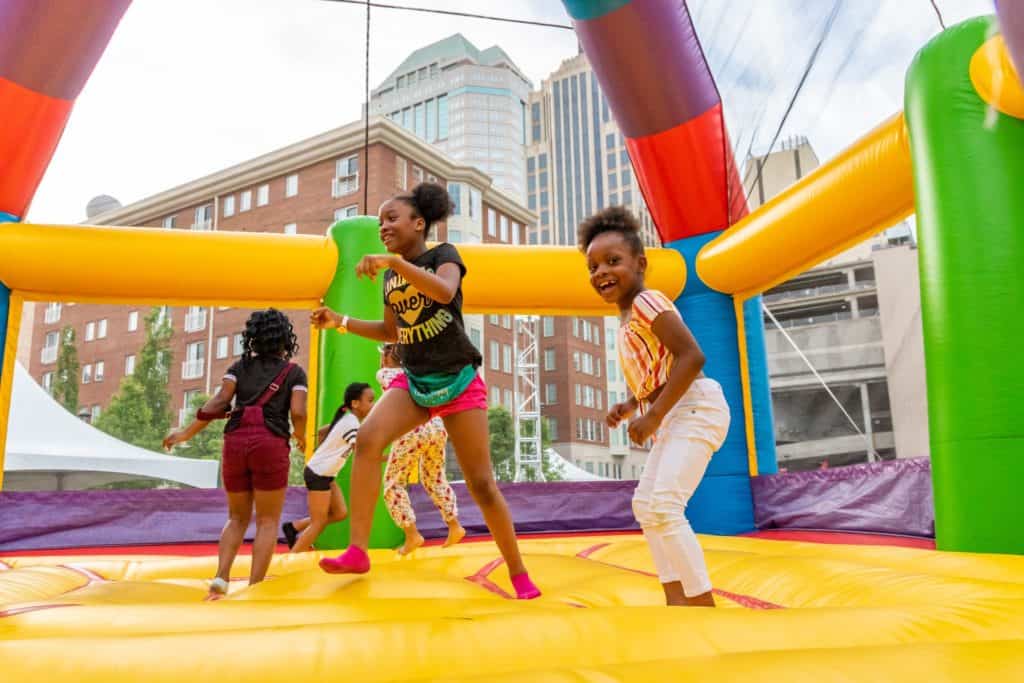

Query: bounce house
[[1, 0, 1024, 680]]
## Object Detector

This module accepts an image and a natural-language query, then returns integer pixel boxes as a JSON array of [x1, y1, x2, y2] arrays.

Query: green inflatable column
[[314, 216, 402, 550], [905, 16, 1024, 554]]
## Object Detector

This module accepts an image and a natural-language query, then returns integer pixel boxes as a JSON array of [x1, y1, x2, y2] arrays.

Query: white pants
[[632, 378, 730, 596]]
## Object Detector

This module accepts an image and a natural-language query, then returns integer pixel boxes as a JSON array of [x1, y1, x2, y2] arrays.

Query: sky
[[27, 0, 996, 224]]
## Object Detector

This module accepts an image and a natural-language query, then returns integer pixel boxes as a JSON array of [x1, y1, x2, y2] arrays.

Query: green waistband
[[404, 365, 477, 407]]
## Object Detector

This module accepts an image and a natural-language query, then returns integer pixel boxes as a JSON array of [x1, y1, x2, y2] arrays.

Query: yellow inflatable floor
[[3, 533, 1024, 681]]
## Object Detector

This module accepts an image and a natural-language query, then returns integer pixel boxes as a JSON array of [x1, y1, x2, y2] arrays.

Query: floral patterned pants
[[383, 417, 458, 527]]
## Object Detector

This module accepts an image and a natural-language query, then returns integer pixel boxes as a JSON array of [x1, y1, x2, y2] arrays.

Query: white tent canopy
[[3, 362, 218, 490]]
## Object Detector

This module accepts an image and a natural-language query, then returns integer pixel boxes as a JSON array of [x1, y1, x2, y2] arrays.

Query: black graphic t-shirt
[[383, 243, 482, 376]]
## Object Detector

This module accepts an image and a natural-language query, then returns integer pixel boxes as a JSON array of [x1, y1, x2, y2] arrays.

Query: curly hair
[[394, 182, 454, 238], [241, 308, 299, 361], [577, 206, 645, 256]]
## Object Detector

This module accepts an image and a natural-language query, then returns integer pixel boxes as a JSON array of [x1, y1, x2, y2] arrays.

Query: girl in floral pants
[[378, 344, 466, 555]]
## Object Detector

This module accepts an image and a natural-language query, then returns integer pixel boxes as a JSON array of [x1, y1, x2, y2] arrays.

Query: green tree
[[51, 325, 79, 414], [487, 406, 562, 482], [174, 393, 223, 460], [135, 307, 174, 439], [93, 307, 173, 453]]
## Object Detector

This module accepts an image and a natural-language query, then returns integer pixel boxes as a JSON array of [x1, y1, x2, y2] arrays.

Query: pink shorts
[[388, 372, 488, 419]]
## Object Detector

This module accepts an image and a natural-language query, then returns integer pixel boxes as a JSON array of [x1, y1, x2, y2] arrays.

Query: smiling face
[[349, 387, 376, 420], [378, 197, 425, 257], [585, 231, 647, 310]]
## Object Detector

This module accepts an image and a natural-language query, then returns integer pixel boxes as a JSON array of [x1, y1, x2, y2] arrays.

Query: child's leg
[[249, 487, 286, 584], [320, 389, 428, 573], [327, 481, 347, 524], [292, 489, 333, 553], [213, 489, 253, 595], [632, 434, 715, 606], [418, 428, 465, 547], [442, 408, 538, 598], [383, 435, 424, 555]]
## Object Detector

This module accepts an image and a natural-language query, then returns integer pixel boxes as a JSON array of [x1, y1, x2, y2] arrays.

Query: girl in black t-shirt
[[164, 309, 307, 600], [311, 183, 539, 599]]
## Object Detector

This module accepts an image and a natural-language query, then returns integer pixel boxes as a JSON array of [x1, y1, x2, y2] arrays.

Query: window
[[596, 390, 603, 410], [610, 192, 619, 205], [41, 331, 59, 364], [125, 354, 136, 376], [334, 205, 359, 222], [82, 364, 92, 384], [97, 319, 108, 339], [95, 361, 105, 382], [85, 322, 96, 342], [470, 187, 482, 220], [162, 215, 176, 229], [91, 405, 101, 422], [609, 173, 618, 190], [621, 168, 632, 187], [500, 216, 509, 242], [575, 383, 582, 405], [182, 389, 201, 426], [414, 102, 426, 138], [334, 155, 360, 197], [128, 311, 139, 332], [184, 305, 206, 332], [437, 94, 449, 138], [395, 157, 407, 191], [42, 372, 54, 393], [448, 183, 462, 215], [503, 389, 513, 410], [412, 166, 424, 185], [193, 204, 213, 230], [448, 229, 462, 243], [582, 321, 592, 343], [544, 349, 556, 371], [542, 317, 554, 337], [488, 314, 500, 325], [183, 342, 205, 379], [489, 385, 500, 406], [256, 184, 270, 207], [401, 107, 411, 130], [487, 208, 496, 236], [621, 150, 630, 166], [426, 99, 437, 142], [502, 315, 512, 329], [511, 222, 521, 246], [573, 318, 579, 338], [223, 195, 235, 217], [233, 333, 244, 356], [44, 302, 61, 324], [284, 223, 297, 235], [622, 189, 632, 205], [285, 174, 299, 198], [502, 344, 512, 373], [545, 383, 557, 404], [489, 341, 500, 371], [240, 190, 252, 212], [216, 336, 229, 359], [469, 328, 482, 351], [606, 133, 615, 150], [396, 75, 405, 89]]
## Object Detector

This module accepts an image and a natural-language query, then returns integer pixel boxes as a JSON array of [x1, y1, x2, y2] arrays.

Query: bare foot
[[442, 522, 466, 548], [397, 529, 424, 556]]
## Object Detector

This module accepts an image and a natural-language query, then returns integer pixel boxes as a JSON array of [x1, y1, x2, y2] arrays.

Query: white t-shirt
[[306, 411, 359, 477]]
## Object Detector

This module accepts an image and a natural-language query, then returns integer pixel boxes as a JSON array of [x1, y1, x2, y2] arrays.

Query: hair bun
[[411, 182, 454, 226]]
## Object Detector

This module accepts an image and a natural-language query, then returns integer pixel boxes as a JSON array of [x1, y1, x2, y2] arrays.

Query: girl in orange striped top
[[580, 207, 730, 608]]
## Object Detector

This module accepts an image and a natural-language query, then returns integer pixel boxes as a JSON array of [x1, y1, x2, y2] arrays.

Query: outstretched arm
[[163, 379, 236, 450]]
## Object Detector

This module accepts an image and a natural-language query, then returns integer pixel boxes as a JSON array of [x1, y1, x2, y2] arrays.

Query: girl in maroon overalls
[[165, 309, 308, 600]]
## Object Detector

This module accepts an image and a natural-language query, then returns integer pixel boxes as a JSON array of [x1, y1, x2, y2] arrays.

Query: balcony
[[763, 281, 875, 305], [181, 359, 205, 380], [190, 219, 213, 231], [184, 309, 207, 333], [332, 175, 359, 198], [40, 346, 58, 364]]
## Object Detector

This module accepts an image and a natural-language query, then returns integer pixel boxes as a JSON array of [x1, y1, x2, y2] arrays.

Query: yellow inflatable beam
[[696, 113, 914, 298], [970, 35, 1024, 119], [0, 224, 685, 315]]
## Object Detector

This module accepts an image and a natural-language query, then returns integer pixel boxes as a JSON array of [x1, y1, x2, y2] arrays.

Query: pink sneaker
[[511, 572, 541, 600], [319, 545, 371, 574]]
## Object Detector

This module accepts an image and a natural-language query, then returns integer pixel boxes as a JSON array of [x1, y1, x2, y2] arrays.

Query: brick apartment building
[[26, 117, 536, 427]]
